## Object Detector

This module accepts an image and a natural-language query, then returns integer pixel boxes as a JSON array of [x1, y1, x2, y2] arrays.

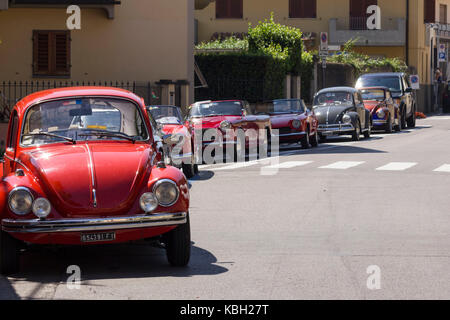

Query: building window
[[440, 4, 447, 24], [33, 30, 71, 77], [424, 0, 436, 23], [349, 0, 377, 30], [289, 0, 317, 18], [216, 0, 243, 19]]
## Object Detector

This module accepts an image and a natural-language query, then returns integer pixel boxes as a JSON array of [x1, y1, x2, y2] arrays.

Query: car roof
[[316, 86, 360, 95], [359, 72, 405, 78], [14, 87, 144, 115], [359, 86, 391, 91]]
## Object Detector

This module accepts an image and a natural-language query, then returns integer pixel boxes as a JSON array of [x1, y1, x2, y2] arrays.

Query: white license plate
[[81, 232, 116, 243]]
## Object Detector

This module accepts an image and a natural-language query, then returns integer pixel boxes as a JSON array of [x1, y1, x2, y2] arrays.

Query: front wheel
[[165, 215, 191, 267], [300, 129, 310, 149], [385, 116, 393, 133], [352, 120, 361, 141], [363, 122, 371, 139], [310, 130, 319, 147], [407, 106, 416, 128], [0, 231, 21, 275]]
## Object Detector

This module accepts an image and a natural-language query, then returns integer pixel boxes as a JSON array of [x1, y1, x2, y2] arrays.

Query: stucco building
[[196, 0, 450, 112]]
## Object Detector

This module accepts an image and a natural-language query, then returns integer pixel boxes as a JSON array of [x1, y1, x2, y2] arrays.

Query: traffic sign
[[320, 32, 328, 52], [439, 43, 446, 62], [410, 75, 420, 90]]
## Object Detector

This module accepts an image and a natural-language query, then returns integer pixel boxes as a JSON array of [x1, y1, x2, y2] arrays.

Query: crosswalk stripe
[[265, 161, 313, 169], [433, 164, 450, 172], [319, 161, 365, 170], [212, 161, 259, 171], [376, 162, 417, 171]]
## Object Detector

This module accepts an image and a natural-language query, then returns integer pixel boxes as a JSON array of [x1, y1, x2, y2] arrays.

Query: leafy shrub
[[196, 36, 249, 51], [248, 13, 303, 73]]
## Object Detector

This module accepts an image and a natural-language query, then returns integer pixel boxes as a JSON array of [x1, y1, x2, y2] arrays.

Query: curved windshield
[[314, 92, 353, 106], [190, 101, 243, 117], [268, 99, 305, 114], [21, 97, 149, 146], [356, 76, 402, 96], [361, 89, 386, 101], [148, 106, 183, 124]]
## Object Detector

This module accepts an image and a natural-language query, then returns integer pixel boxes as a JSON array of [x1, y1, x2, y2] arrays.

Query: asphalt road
[[1, 115, 450, 300]]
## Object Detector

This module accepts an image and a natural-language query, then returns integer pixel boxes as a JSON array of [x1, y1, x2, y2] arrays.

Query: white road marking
[[212, 161, 259, 171], [319, 161, 365, 170], [376, 162, 418, 171], [433, 164, 450, 172], [265, 161, 313, 170]]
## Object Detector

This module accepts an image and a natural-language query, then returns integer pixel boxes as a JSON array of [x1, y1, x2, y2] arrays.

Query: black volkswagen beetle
[[313, 87, 371, 142]]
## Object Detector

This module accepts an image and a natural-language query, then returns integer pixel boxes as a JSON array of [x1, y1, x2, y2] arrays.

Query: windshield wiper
[[78, 130, 137, 143], [24, 132, 76, 144]]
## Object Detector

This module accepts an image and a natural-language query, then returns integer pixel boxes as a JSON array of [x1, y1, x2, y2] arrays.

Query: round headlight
[[140, 192, 159, 213], [342, 114, 352, 124], [377, 109, 386, 119], [220, 121, 232, 130], [153, 180, 179, 207], [292, 120, 301, 129], [8, 187, 34, 216], [32, 198, 52, 219]]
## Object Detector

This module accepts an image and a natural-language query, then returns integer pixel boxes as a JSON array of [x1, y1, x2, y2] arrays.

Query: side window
[[8, 112, 19, 150]]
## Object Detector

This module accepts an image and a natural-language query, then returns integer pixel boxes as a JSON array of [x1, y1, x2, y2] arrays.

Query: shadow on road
[[2, 241, 227, 299], [190, 170, 215, 181]]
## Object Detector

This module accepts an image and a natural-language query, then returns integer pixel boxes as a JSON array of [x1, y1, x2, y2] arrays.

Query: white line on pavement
[[211, 161, 260, 171], [376, 162, 418, 171], [319, 161, 365, 170], [264, 161, 313, 170], [433, 164, 450, 172]]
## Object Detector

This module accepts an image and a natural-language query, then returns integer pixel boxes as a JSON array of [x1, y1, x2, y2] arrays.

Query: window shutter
[[425, 0, 436, 23], [33, 31, 50, 75], [216, 0, 227, 18], [290, 0, 316, 18], [230, 0, 243, 19], [33, 30, 70, 77], [54, 31, 70, 75], [289, 0, 301, 18]]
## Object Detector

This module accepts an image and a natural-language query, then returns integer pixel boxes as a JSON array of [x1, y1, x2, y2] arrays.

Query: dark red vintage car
[[360, 87, 401, 133], [147, 105, 199, 178], [187, 100, 271, 161], [0, 87, 191, 274], [263, 99, 319, 148]]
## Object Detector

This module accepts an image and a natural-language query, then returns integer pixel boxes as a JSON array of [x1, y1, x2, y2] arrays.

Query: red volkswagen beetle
[[0, 87, 191, 274]]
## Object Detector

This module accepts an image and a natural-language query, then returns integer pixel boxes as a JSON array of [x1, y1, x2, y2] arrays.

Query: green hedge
[[195, 51, 286, 103]]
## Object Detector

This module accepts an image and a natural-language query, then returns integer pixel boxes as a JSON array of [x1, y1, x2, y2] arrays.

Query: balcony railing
[[329, 17, 406, 46]]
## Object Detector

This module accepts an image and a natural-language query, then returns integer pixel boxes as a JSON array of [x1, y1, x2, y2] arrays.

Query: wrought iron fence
[[0, 81, 162, 123]]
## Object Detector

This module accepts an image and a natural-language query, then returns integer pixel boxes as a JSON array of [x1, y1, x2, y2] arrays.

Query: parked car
[[259, 99, 319, 148], [147, 105, 198, 179], [187, 100, 272, 159], [0, 87, 191, 274], [443, 81, 450, 113], [313, 87, 371, 141], [359, 87, 401, 133], [356, 72, 416, 129]]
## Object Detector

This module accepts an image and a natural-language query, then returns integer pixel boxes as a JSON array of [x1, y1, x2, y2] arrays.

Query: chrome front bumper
[[271, 131, 306, 138], [1, 212, 187, 233], [318, 124, 354, 134], [372, 120, 388, 125]]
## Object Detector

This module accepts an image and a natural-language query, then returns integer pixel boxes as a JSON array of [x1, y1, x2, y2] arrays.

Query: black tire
[[407, 106, 416, 128], [352, 120, 361, 141], [395, 113, 401, 132], [257, 128, 270, 159], [400, 107, 407, 129], [300, 129, 310, 149], [363, 121, 371, 139], [0, 231, 21, 275], [193, 164, 199, 175], [182, 162, 195, 179], [310, 130, 319, 147], [319, 135, 327, 143], [385, 115, 393, 133], [165, 215, 191, 267]]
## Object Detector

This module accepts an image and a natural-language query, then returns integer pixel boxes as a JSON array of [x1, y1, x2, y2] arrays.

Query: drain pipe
[[406, 0, 409, 66]]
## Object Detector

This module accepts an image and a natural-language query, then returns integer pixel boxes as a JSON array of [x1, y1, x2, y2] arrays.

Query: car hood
[[19, 143, 152, 218], [190, 115, 242, 129], [363, 100, 381, 112], [269, 113, 304, 128], [313, 105, 354, 124]]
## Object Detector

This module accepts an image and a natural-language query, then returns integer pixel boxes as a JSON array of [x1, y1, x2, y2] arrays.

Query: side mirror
[[405, 87, 413, 93], [162, 134, 182, 145]]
